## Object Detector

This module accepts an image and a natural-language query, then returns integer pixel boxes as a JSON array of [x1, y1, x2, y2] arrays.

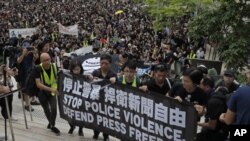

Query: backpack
[[24, 63, 57, 96], [24, 65, 41, 96]]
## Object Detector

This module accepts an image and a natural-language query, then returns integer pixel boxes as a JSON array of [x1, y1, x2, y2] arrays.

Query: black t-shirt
[[92, 69, 116, 79], [215, 80, 239, 94], [163, 51, 173, 64], [146, 78, 171, 96], [169, 83, 207, 105], [205, 94, 228, 132], [34, 65, 51, 82]]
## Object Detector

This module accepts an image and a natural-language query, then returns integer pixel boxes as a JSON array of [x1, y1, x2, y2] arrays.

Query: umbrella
[[115, 10, 124, 15]]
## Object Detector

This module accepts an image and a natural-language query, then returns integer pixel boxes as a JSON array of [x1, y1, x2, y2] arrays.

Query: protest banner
[[77, 55, 151, 76], [70, 46, 93, 56], [76, 54, 120, 75], [9, 28, 37, 38], [136, 61, 151, 78], [58, 23, 78, 37], [58, 71, 197, 141], [77, 55, 101, 75]]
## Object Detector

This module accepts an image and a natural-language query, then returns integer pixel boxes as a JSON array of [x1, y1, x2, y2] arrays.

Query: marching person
[[219, 70, 250, 125], [16, 41, 35, 111], [67, 59, 84, 136], [116, 61, 140, 88], [196, 87, 229, 141], [89, 54, 116, 141], [139, 64, 172, 95], [215, 69, 239, 94], [167, 68, 207, 118], [34, 53, 60, 136]]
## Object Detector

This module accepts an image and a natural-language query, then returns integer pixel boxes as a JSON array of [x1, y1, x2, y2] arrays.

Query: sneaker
[[51, 127, 60, 136], [30, 101, 40, 105], [25, 106, 34, 112]]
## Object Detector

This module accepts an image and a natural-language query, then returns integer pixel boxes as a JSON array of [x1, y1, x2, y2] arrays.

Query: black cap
[[224, 69, 235, 77]]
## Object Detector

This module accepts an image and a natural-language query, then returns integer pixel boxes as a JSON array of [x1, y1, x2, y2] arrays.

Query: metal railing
[[0, 88, 32, 141]]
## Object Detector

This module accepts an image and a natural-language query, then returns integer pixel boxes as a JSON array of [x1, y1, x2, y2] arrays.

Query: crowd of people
[[0, 0, 250, 141]]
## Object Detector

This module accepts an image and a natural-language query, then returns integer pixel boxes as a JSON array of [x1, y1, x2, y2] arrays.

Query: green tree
[[144, 0, 213, 30], [188, 0, 250, 70]]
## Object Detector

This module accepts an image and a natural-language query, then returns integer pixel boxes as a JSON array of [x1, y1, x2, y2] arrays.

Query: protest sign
[[58, 23, 78, 37], [70, 46, 93, 56], [136, 61, 151, 78], [58, 71, 197, 141], [9, 28, 37, 38]]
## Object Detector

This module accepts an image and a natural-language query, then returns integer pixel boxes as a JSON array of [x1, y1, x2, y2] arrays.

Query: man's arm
[[17, 48, 28, 64], [35, 78, 58, 95], [198, 119, 217, 130], [219, 109, 236, 125]]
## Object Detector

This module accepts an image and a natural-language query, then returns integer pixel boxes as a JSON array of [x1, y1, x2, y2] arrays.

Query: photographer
[[16, 40, 36, 111]]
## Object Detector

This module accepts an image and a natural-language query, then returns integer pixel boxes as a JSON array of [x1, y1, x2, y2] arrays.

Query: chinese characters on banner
[[58, 71, 197, 141]]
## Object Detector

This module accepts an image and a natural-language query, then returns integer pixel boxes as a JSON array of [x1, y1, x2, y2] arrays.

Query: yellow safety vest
[[39, 63, 57, 96], [82, 41, 88, 47], [188, 53, 196, 59], [51, 32, 58, 42], [122, 75, 137, 88]]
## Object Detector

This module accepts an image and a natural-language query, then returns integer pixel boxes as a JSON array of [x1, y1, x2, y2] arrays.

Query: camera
[[27, 47, 34, 51]]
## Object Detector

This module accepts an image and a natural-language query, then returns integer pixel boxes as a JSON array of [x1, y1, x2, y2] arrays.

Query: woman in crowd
[[67, 59, 84, 136]]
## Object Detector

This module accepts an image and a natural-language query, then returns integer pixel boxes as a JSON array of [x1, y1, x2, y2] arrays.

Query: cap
[[224, 69, 235, 77]]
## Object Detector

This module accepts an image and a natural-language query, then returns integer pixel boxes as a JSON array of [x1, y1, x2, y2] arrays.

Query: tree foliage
[[188, 0, 250, 70], [144, 0, 213, 30], [142, 0, 250, 70]]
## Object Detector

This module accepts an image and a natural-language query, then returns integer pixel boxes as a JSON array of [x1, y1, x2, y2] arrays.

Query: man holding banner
[[58, 67, 198, 141], [116, 61, 140, 88], [139, 64, 172, 95], [34, 53, 60, 136], [89, 54, 116, 141]]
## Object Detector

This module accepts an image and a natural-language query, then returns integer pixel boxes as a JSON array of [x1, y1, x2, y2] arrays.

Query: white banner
[[70, 46, 93, 56], [9, 28, 37, 38], [58, 23, 78, 37]]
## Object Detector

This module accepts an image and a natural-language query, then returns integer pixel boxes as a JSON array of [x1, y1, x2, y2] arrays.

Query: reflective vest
[[40, 63, 57, 96], [82, 41, 88, 47], [51, 32, 58, 42], [25, 21, 29, 28], [122, 75, 137, 88], [188, 52, 196, 59]]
